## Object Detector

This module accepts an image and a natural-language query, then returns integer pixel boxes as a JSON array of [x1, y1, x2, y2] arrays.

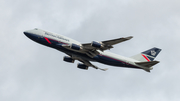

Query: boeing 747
[[24, 28, 161, 72]]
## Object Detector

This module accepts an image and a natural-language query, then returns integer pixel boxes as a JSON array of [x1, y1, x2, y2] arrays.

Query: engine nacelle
[[63, 56, 75, 63], [70, 43, 81, 50], [77, 63, 88, 70], [91, 41, 103, 48]]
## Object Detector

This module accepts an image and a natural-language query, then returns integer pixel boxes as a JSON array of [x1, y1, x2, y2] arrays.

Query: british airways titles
[[45, 32, 69, 42]]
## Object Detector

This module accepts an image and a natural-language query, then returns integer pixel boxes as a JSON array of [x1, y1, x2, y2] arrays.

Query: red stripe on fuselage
[[44, 37, 69, 45], [44, 37, 51, 44], [142, 54, 150, 61]]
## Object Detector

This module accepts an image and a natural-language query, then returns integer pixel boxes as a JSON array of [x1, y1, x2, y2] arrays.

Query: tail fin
[[131, 47, 161, 62]]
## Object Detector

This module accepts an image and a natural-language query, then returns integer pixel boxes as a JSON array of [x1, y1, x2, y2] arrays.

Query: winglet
[[99, 68, 108, 71], [92, 65, 108, 71], [125, 36, 133, 40]]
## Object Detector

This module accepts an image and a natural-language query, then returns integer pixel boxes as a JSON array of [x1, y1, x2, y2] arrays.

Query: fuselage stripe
[[142, 54, 150, 61], [44, 37, 69, 45], [44, 37, 51, 44]]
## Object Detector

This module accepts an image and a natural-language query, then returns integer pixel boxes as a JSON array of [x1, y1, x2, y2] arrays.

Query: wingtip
[[127, 36, 133, 39], [101, 68, 108, 71], [99, 68, 108, 71]]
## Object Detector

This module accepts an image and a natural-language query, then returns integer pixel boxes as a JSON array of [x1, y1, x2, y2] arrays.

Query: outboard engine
[[63, 56, 75, 63], [70, 43, 81, 50], [91, 41, 103, 48], [77, 63, 88, 70]]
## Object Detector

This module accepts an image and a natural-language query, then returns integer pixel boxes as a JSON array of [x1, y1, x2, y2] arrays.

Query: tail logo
[[151, 50, 156, 56]]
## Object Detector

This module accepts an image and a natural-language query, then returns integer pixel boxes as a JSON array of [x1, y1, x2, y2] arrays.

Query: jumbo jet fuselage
[[24, 28, 161, 72]]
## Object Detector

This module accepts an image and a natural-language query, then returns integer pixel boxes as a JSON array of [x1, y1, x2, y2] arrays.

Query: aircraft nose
[[24, 31, 30, 36], [23, 30, 34, 39]]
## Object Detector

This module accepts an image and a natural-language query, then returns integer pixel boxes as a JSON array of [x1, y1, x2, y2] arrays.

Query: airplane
[[24, 28, 161, 72]]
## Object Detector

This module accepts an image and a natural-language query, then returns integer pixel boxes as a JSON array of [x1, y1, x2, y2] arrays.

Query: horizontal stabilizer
[[135, 61, 159, 68]]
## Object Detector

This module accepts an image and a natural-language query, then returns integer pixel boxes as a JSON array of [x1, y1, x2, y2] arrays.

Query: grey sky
[[1, 0, 180, 101]]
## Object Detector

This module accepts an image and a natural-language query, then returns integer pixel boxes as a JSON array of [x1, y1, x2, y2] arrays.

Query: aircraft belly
[[94, 55, 122, 66]]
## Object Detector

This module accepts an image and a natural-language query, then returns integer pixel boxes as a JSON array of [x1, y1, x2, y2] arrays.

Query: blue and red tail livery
[[142, 47, 162, 61]]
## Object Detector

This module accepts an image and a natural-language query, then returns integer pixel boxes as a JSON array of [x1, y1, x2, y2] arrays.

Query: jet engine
[[91, 41, 103, 48], [63, 56, 75, 63], [77, 63, 88, 70], [70, 43, 81, 50]]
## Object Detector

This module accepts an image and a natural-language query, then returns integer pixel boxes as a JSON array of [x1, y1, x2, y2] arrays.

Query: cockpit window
[[34, 28, 38, 30]]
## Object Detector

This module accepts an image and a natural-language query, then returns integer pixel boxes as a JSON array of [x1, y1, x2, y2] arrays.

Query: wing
[[71, 55, 108, 71], [62, 36, 133, 58], [82, 36, 133, 51]]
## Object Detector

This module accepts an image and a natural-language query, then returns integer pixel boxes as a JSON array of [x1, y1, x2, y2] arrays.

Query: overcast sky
[[1, 0, 180, 101]]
